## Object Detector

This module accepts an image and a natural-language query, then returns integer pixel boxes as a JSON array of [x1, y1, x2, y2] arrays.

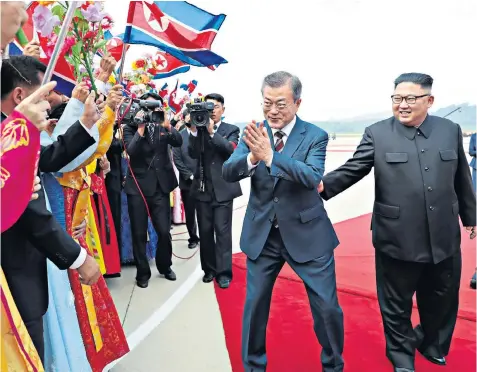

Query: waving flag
[[124, 1, 227, 68], [101, 31, 130, 62], [8, 2, 76, 96], [152, 51, 190, 79]]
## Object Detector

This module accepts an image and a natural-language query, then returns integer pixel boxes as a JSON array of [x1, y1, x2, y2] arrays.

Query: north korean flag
[[124, 1, 228, 68]]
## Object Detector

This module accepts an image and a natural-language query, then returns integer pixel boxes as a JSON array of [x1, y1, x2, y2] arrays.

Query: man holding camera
[[189, 93, 242, 289], [123, 92, 183, 288]]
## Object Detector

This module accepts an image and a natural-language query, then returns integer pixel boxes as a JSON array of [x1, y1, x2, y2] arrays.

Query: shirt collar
[[271, 116, 296, 138]]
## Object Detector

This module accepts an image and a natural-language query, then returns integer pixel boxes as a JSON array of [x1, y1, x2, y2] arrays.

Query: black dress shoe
[[163, 269, 177, 281], [188, 241, 199, 249], [422, 354, 446, 366], [136, 280, 149, 288], [471, 278, 476, 289], [202, 273, 214, 283], [394, 368, 414, 372], [217, 277, 231, 289]]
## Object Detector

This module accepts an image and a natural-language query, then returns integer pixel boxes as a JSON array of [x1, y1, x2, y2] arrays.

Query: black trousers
[[196, 197, 233, 280], [415, 248, 462, 358], [127, 190, 172, 281], [181, 189, 199, 244], [25, 317, 44, 364], [375, 249, 460, 369], [106, 183, 122, 257]]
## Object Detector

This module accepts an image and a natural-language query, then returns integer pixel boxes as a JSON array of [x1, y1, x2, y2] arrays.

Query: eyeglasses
[[261, 101, 293, 111], [391, 94, 430, 104]]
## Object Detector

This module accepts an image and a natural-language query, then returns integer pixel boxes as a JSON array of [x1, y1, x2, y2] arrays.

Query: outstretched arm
[[320, 127, 375, 200]]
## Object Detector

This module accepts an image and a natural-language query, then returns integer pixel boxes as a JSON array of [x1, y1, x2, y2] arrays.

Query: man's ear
[[12, 87, 25, 106]]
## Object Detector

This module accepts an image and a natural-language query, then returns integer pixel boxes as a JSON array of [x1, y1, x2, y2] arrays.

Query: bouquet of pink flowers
[[33, 1, 114, 93]]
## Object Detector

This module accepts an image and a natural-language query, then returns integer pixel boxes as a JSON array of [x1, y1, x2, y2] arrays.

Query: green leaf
[[93, 40, 108, 50], [71, 40, 83, 57], [51, 5, 66, 19], [74, 8, 83, 19]]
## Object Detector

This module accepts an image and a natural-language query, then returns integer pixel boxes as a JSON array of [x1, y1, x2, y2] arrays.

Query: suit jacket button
[[424, 167, 429, 171], [273, 197, 279, 203], [429, 206, 435, 211], [421, 149, 425, 153], [428, 186, 433, 191]]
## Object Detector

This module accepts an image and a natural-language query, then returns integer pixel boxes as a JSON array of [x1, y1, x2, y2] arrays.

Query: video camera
[[186, 98, 214, 128], [118, 98, 164, 126]]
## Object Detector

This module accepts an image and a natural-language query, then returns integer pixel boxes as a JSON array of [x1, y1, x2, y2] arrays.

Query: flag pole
[[117, 42, 129, 83], [42, 2, 79, 85]]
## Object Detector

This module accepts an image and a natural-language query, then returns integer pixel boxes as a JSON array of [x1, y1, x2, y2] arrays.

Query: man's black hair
[[140, 92, 164, 104], [1, 55, 47, 100], [394, 73, 433, 90], [48, 102, 68, 120], [204, 93, 224, 105]]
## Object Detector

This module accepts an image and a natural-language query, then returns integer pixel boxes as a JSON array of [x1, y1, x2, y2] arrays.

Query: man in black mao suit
[[188, 93, 242, 288], [172, 118, 200, 249], [123, 92, 183, 288], [319, 73, 476, 372], [0, 55, 102, 362]]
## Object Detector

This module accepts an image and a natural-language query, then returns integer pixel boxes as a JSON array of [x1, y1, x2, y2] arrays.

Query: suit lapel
[[216, 122, 227, 137], [272, 118, 306, 188], [281, 118, 306, 158]]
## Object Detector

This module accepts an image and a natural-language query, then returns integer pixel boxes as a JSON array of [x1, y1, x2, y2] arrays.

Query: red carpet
[[215, 214, 476, 371]]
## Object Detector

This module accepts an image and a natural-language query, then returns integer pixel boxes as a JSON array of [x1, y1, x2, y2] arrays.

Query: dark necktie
[[274, 131, 285, 152], [148, 123, 155, 144], [271, 131, 285, 228]]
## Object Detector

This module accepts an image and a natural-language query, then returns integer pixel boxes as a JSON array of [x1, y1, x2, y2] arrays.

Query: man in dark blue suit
[[223, 71, 344, 372]]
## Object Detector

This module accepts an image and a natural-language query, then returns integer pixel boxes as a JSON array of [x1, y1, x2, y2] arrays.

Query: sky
[[105, 0, 477, 123]]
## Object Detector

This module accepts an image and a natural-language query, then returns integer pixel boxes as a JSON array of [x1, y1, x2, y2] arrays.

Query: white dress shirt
[[247, 116, 297, 170]]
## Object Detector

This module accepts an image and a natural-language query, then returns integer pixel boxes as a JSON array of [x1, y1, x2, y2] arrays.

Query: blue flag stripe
[[155, 1, 226, 32]]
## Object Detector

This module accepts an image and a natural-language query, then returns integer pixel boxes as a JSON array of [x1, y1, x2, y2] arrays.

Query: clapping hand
[[80, 91, 100, 129], [106, 85, 124, 111], [71, 82, 90, 103], [243, 121, 272, 165], [23, 40, 41, 59]]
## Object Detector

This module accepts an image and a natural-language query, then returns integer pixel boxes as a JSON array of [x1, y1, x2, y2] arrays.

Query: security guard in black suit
[[188, 93, 242, 288], [320, 73, 476, 372], [123, 93, 183, 288]]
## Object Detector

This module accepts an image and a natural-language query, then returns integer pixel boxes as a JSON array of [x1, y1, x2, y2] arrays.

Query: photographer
[[123, 92, 183, 288], [188, 93, 242, 289]]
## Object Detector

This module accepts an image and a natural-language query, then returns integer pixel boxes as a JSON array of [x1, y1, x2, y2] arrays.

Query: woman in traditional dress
[[55, 87, 129, 371], [40, 96, 96, 372]]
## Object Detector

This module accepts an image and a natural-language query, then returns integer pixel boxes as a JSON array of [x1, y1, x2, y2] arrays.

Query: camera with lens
[[186, 98, 214, 128], [118, 98, 164, 126]]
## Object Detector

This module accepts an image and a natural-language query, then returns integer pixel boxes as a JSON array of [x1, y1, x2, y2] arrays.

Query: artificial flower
[[61, 36, 76, 56], [81, 2, 106, 23], [135, 59, 146, 69], [108, 74, 116, 84], [39, 1, 55, 6], [33, 5, 61, 37]]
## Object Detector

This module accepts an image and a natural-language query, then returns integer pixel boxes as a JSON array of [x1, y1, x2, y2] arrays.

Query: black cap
[[139, 92, 164, 105]]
